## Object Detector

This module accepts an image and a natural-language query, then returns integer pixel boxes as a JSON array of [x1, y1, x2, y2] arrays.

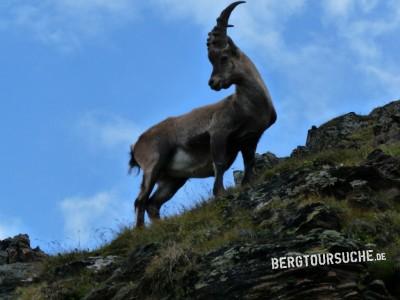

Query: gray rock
[[291, 100, 400, 155], [305, 112, 370, 152], [370, 100, 400, 145], [233, 152, 281, 186], [0, 234, 46, 264], [0, 234, 47, 299], [86, 255, 119, 273], [0, 262, 42, 299]]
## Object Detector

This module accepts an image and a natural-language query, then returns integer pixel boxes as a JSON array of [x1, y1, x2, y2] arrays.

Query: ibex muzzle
[[130, 1, 277, 227]]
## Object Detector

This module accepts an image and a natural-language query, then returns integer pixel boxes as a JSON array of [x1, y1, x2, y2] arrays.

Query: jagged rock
[[291, 100, 400, 156], [233, 152, 281, 185], [0, 234, 46, 264], [233, 170, 244, 186], [290, 145, 310, 157], [86, 256, 119, 273], [285, 203, 341, 233], [0, 234, 46, 299], [83, 244, 159, 300], [306, 112, 371, 152], [254, 152, 281, 171], [243, 149, 399, 210], [54, 255, 120, 278], [191, 230, 390, 300], [0, 262, 43, 300], [365, 149, 400, 183], [12, 100, 400, 300], [370, 100, 400, 145]]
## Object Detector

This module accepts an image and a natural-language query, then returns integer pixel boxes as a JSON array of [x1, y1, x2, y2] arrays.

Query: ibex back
[[130, 1, 277, 227]]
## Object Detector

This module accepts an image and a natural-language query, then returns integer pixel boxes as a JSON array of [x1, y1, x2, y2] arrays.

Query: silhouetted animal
[[130, 1, 277, 227]]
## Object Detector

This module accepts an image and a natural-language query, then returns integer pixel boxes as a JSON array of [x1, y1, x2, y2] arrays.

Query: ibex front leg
[[210, 133, 229, 196], [241, 139, 258, 185]]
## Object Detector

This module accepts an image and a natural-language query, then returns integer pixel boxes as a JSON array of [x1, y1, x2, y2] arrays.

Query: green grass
[[17, 271, 96, 300], [349, 126, 374, 144], [99, 196, 255, 257], [380, 142, 400, 157], [41, 249, 92, 277], [141, 242, 199, 298], [262, 146, 373, 181], [294, 192, 400, 250], [16, 125, 400, 298]]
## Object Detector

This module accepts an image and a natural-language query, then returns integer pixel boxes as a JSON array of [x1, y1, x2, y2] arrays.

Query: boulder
[[0, 234, 46, 299], [0, 234, 46, 265]]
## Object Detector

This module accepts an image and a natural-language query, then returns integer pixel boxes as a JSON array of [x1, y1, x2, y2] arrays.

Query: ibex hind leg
[[146, 177, 187, 221], [134, 169, 159, 228], [133, 153, 166, 227], [133, 137, 172, 227]]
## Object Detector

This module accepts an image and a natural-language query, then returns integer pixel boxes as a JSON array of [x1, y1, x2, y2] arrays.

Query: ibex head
[[207, 1, 245, 91]]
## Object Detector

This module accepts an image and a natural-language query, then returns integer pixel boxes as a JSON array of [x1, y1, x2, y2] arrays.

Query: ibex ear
[[227, 37, 239, 57]]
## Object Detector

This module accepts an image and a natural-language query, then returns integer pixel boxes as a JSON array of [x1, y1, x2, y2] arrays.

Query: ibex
[[129, 1, 277, 227]]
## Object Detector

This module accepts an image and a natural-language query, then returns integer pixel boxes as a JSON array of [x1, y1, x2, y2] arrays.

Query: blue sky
[[0, 0, 399, 251]]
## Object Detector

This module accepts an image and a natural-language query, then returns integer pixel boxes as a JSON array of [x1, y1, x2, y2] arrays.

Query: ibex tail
[[128, 145, 140, 175]]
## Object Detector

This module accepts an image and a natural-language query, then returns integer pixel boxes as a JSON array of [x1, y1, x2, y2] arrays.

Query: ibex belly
[[166, 148, 213, 178]]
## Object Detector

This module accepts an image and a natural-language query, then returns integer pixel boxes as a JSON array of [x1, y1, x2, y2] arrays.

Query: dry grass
[[99, 196, 254, 257]]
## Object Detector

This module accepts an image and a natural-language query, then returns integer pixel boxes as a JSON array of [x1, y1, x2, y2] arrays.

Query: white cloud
[[2, 0, 399, 103], [323, 0, 354, 17], [364, 65, 400, 96], [0, 217, 22, 240], [149, 1, 400, 127], [1, 0, 139, 51], [320, 1, 400, 101], [151, 0, 306, 62], [78, 112, 141, 150], [60, 191, 131, 247]]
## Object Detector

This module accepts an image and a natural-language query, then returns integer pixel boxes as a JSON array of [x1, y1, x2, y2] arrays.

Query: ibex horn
[[216, 1, 246, 31], [208, 1, 245, 48]]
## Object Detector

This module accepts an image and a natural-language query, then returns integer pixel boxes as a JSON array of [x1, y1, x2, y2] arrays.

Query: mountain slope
[[7, 99, 400, 299]]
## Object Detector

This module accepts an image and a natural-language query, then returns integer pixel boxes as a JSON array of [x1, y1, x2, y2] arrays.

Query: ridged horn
[[207, 1, 245, 48], [216, 1, 245, 32]]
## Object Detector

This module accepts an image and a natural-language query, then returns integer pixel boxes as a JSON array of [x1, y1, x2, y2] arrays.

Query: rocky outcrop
[[234, 149, 400, 211], [58, 130, 399, 299], [189, 149, 399, 300], [10, 99, 400, 299], [291, 100, 400, 156], [233, 152, 281, 185], [0, 234, 46, 265], [192, 231, 386, 300], [371, 101, 400, 145], [0, 234, 46, 299]]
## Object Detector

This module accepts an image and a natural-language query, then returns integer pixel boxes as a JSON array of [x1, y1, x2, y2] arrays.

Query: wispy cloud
[[151, 0, 306, 62], [323, 0, 355, 17], [0, 0, 139, 51], [149, 0, 400, 129], [77, 112, 141, 150], [364, 65, 400, 96], [321, 0, 400, 101], [59, 191, 131, 247], [4, 0, 399, 105], [0, 216, 23, 240]]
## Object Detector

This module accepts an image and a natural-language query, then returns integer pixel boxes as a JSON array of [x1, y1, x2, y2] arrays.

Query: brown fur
[[130, 2, 277, 227]]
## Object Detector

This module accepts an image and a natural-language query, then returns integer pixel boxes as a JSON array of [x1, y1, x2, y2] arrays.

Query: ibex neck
[[235, 53, 271, 104]]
